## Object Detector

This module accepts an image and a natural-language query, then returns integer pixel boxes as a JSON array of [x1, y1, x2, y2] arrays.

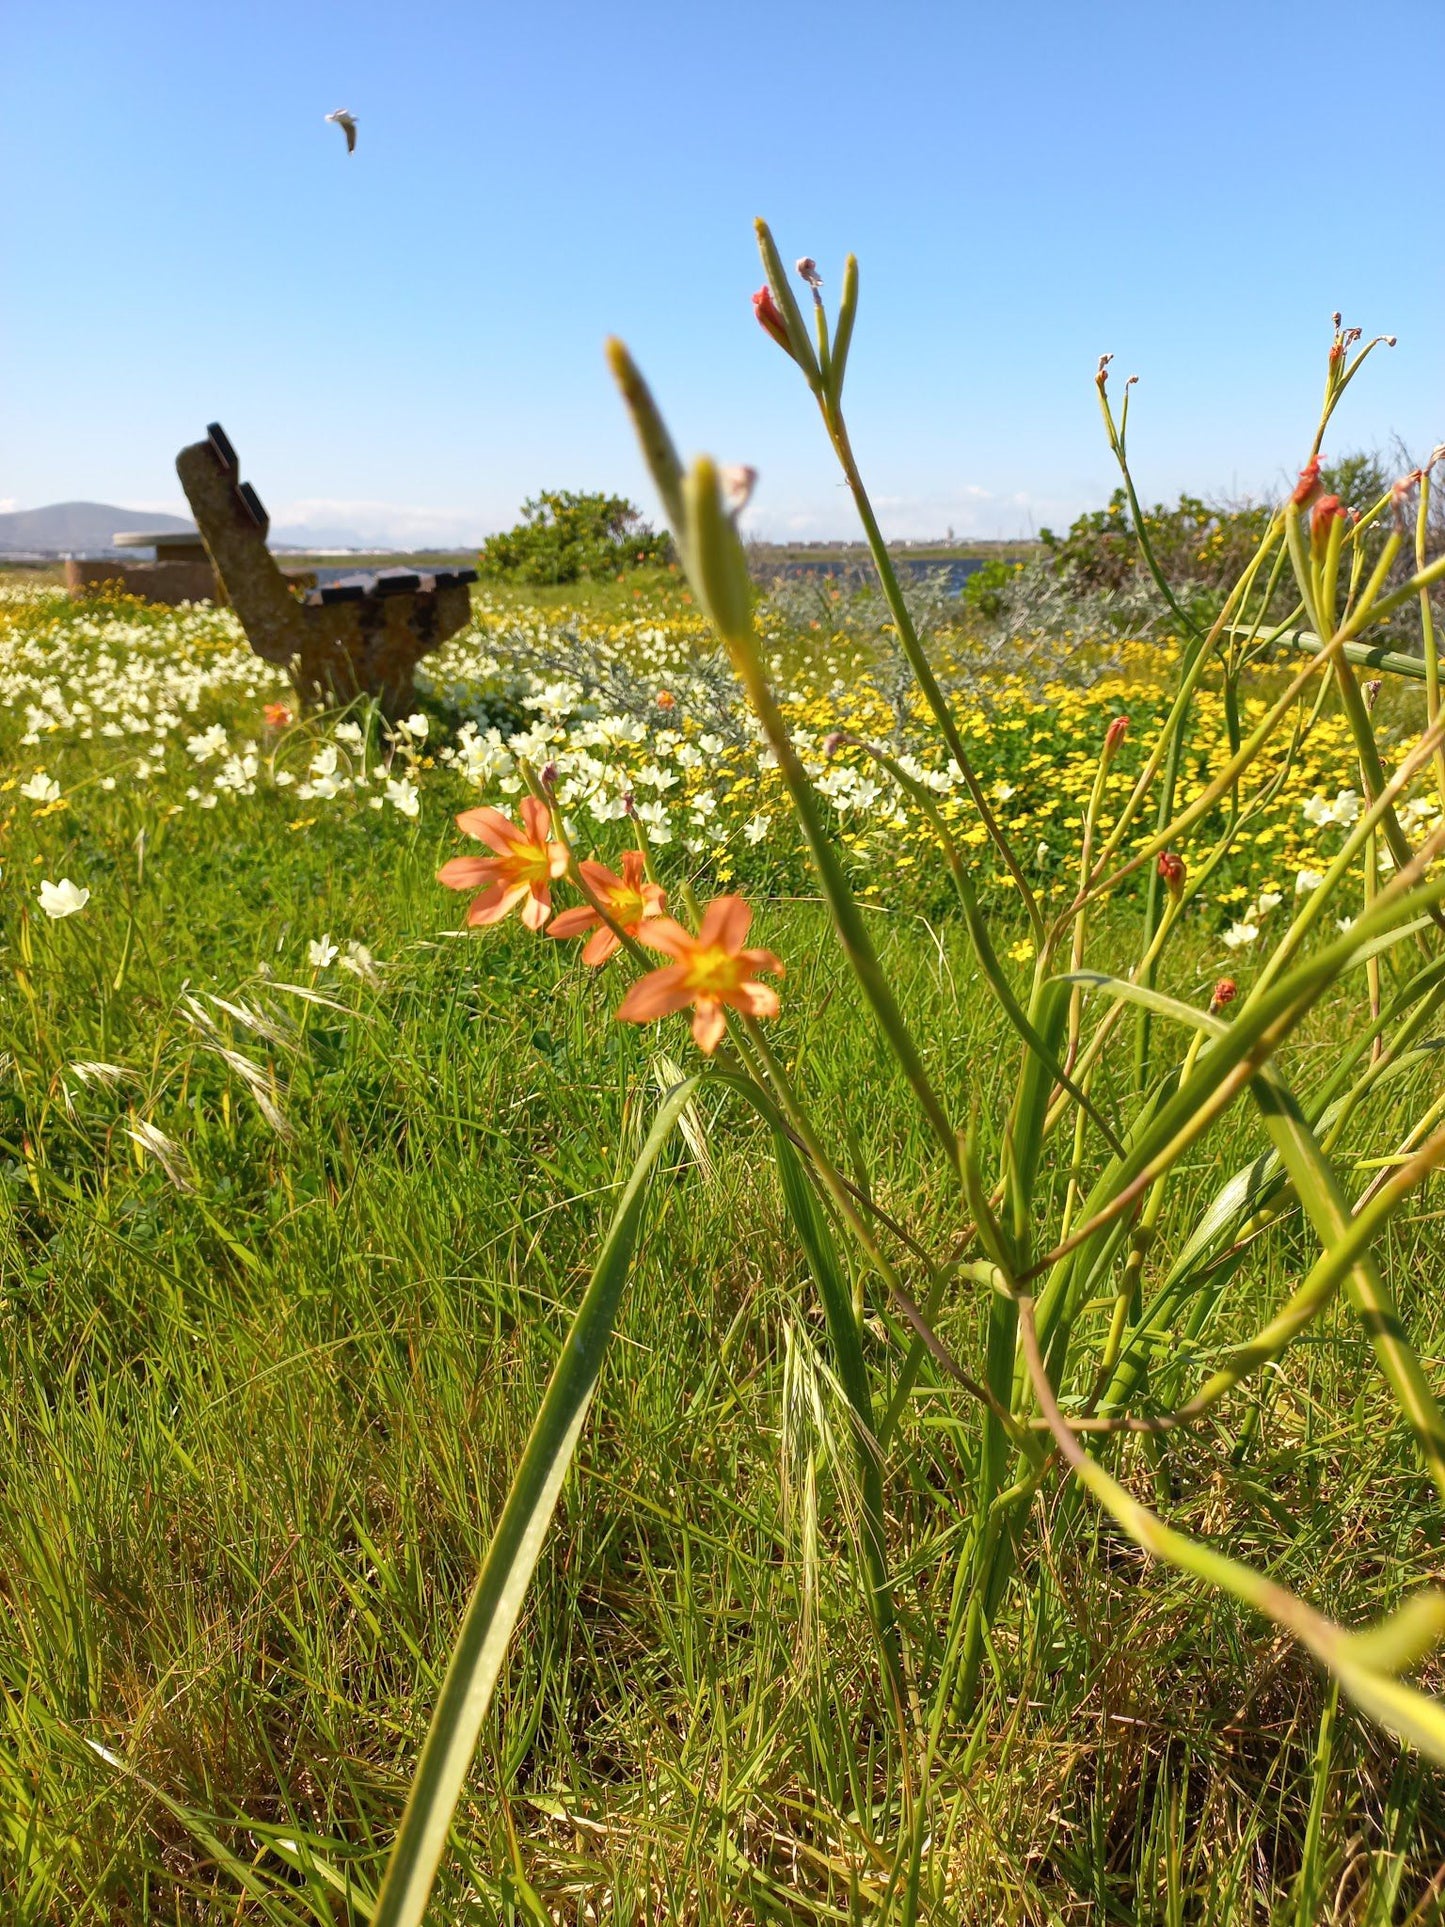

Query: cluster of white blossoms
[[1222, 886, 1284, 951]]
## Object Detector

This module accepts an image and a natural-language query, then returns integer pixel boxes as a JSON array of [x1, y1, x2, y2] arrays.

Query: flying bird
[[325, 109, 357, 154]]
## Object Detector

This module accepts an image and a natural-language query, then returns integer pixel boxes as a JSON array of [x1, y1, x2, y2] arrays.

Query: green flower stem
[[816, 398, 1044, 942], [677, 461, 957, 1166], [1421, 467, 1445, 807], [736, 1019, 1024, 1448]]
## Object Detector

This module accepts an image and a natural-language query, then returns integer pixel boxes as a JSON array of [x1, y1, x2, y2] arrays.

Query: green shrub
[[1038, 455, 1393, 618], [477, 489, 672, 584]]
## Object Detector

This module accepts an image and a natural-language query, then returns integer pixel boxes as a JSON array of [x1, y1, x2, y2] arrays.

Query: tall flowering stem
[[753, 220, 1045, 944]]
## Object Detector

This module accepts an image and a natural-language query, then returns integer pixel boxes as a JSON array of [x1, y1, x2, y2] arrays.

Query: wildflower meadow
[[6, 226, 1445, 1924]]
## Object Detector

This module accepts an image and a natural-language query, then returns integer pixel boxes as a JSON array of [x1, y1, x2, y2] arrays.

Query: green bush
[[477, 489, 672, 584], [1038, 454, 1392, 615]]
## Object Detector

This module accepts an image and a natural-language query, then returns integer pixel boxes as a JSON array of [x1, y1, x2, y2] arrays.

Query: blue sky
[[5, 0, 1444, 544]]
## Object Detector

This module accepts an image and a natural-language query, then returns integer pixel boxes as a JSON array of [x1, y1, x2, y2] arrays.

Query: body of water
[[751, 556, 988, 595]]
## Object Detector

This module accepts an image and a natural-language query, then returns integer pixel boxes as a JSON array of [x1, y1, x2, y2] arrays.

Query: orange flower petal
[[466, 881, 529, 925], [698, 894, 751, 951], [729, 980, 780, 1019], [692, 1001, 728, 1054], [580, 925, 621, 967], [519, 795, 553, 843], [615, 963, 694, 1023], [546, 844, 570, 879], [635, 916, 697, 961], [520, 887, 552, 931], [741, 945, 784, 978], [456, 806, 523, 853], [438, 855, 499, 891], [578, 857, 624, 897], [619, 849, 647, 890], [547, 905, 601, 940]]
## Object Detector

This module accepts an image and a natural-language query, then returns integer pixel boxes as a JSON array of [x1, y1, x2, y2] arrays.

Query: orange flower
[[263, 702, 293, 728], [615, 894, 783, 1055], [547, 850, 666, 965], [437, 795, 567, 931]]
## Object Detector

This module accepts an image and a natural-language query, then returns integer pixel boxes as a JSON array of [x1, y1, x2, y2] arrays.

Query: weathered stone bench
[[176, 423, 477, 713]]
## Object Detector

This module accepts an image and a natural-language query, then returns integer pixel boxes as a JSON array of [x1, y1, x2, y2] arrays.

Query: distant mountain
[[0, 502, 195, 554]]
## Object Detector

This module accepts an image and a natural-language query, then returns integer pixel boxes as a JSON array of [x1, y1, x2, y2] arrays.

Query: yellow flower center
[[683, 945, 747, 996]]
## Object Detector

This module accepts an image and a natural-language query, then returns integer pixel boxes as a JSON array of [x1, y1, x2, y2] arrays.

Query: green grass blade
[[773, 1128, 900, 1689], [371, 1077, 702, 1927]]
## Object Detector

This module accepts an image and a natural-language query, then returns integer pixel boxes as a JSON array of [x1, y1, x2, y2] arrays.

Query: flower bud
[[540, 760, 559, 790], [1105, 714, 1129, 752], [1157, 850, 1186, 900], [1309, 493, 1345, 554], [1291, 456, 1323, 508], [752, 286, 796, 360], [1365, 678, 1383, 711], [795, 256, 823, 294], [822, 731, 846, 758], [1210, 978, 1238, 1012]]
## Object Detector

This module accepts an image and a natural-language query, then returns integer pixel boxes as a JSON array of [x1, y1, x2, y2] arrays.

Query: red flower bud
[[752, 286, 796, 360], [1157, 850, 1185, 898], [1105, 714, 1129, 752], [1210, 978, 1238, 1012], [1291, 456, 1323, 508], [1310, 494, 1345, 549]]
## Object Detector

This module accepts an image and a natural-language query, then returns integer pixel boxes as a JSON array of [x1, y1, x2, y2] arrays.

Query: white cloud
[[270, 498, 490, 548], [743, 485, 1077, 543]]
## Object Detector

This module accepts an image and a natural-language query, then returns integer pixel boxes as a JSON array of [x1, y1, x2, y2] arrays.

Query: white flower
[[340, 940, 380, 982], [994, 781, 1016, 802], [385, 777, 420, 818], [398, 711, 429, 740], [1035, 840, 1050, 866], [334, 721, 365, 748], [1331, 788, 1360, 827], [1222, 920, 1259, 950], [1295, 868, 1325, 895], [186, 723, 229, 763], [635, 799, 672, 845], [744, 814, 771, 845], [310, 745, 341, 778], [38, 877, 89, 918], [20, 771, 61, 804], [308, 935, 339, 968], [1400, 795, 1441, 833], [1251, 891, 1283, 917], [273, 769, 296, 787]]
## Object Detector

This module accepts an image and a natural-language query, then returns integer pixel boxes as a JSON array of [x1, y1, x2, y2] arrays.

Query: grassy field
[[3, 574, 1444, 1922]]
